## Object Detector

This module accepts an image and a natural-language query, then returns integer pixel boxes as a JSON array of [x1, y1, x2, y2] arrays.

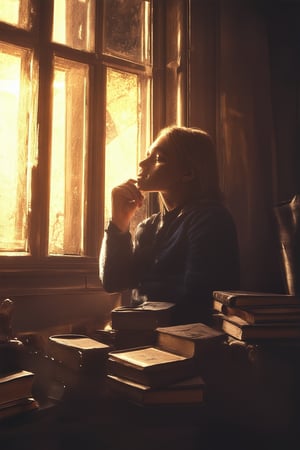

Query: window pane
[[49, 58, 88, 255], [103, 0, 151, 64], [0, 43, 33, 252], [52, 0, 95, 52], [105, 68, 149, 231], [0, 0, 32, 30]]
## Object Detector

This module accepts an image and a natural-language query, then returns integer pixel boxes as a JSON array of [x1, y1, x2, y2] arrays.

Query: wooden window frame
[[0, 0, 188, 296]]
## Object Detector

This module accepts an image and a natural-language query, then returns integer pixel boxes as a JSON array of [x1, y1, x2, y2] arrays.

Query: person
[[99, 125, 240, 325]]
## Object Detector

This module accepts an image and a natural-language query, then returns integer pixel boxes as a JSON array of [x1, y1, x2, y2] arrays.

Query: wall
[[1, 270, 120, 341]]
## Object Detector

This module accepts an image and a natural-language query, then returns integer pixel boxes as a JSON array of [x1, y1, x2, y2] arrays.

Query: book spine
[[112, 312, 173, 331], [213, 291, 237, 305], [222, 306, 255, 325], [213, 291, 228, 302], [107, 358, 196, 388], [222, 319, 243, 340]]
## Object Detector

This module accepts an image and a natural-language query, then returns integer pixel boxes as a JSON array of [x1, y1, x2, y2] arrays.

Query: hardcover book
[[0, 370, 35, 406], [213, 299, 300, 324], [47, 334, 111, 372], [47, 358, 108, 402], [156, 322, 226, 358], [111, 301, 176, 330], [115, 329, 157, 349], [0, 397, 39, 420], [213, 290, 300, 307], [92, 328, 157, 350], [107, 374, 205, 406], [107, 346, 196, 388], [221, 314, 300, 340]]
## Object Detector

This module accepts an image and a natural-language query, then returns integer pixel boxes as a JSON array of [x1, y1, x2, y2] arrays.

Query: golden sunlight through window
[[0, 0, 152, 258], [0, 43, 33, 252], [105, 69, 138, 224], [52, 0, 95, 52], [105, 68, 148, 231], [0, 0, 31, 30], [48, 58, 88, 255]]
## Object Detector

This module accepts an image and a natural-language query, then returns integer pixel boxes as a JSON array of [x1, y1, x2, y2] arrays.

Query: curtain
[[218, 0, 282, 291]]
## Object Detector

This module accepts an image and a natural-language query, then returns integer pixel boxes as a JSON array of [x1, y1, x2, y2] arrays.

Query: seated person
[[99, 126, 240, 324]]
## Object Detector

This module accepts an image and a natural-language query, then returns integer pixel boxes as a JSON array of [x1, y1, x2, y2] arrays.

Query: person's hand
[[111, 179, 144, 232]]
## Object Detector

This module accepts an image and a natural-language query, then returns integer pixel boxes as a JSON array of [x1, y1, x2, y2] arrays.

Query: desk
[[0, 348, 209, 450], [0, 342, 300, 450]]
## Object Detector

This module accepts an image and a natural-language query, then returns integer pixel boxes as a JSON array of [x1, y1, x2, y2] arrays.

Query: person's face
[[137, 135, 188, 192]]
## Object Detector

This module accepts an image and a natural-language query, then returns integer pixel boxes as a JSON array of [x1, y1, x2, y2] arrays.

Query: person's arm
[[99, 222, 135, 293], [99, 179, 144, 292]]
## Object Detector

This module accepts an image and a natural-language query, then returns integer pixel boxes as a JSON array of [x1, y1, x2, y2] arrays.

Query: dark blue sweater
[[99, 200, 240, 324]]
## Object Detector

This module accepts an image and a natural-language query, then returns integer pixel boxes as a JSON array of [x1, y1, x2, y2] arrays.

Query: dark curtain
[[218, 0, 283, 291], [190, 0, 300, 293], [265, 0, 300, 201]]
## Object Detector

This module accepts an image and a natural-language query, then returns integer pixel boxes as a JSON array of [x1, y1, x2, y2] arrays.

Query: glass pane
[[49, 58, 88, 255], [0, 0, 32, 30], [105, 68, 150, 232], [52, 0, 95, 52], [103, 0, 151, 64], [0, 43, 34, 252]]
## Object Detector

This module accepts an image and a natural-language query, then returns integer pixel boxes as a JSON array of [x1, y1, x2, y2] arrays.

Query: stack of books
[[213, 290, 300, 341], [46, 334, 111, 400], [107, 322, 225, 406], [94, 301, 176, 349], [0, 370, 38, 420]]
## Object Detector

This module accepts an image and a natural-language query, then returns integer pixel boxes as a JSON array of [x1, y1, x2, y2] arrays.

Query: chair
[[274, 194, 300, 296]]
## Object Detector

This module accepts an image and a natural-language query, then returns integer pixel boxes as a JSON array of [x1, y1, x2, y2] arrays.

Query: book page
[[114, 301, 175, 312], [111, 347, 187, 368], [0, 370, 33, 384], [157, 323, 224, 340], [50, 336, 109, 350]]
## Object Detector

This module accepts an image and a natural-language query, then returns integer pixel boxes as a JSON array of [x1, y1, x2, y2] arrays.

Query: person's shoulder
[[183, 200, 231, 217], [183, 200, 236, 229]]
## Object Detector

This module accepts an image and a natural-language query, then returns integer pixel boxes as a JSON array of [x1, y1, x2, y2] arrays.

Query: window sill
[[0, 258, 107, 297], [0, 255, 99, 272]]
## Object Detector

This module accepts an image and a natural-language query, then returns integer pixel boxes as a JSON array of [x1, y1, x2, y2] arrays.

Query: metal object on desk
[[0, 298, 24, 374]]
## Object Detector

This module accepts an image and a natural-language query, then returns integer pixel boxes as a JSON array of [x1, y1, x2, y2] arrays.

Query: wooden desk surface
[[1, 342, 300, 450], [0, 349, 208, 450]]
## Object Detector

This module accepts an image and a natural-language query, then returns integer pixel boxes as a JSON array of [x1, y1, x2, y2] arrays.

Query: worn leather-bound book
[[111, 301, 176, 331], [213, 299, 300, 325], [0, 397, 39, 420], [107, 346, 195, 388], [156, 322, 225, 358], [213, 290, 300, 307], [47, 334, 111, 372], [221, 314, 300, 341], [107, 374, 206, 406], [0, 370, 35, 406]]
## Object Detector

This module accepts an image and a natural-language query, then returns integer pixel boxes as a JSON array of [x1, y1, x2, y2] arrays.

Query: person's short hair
[[157, 126, 222, 201]]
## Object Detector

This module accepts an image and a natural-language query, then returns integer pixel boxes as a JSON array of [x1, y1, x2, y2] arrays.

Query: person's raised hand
[[111, 179, 144, 232]]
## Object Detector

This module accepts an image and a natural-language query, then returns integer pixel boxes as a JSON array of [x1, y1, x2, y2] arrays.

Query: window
[[0, 0, 188, 299], [0, 0, 152, 268]]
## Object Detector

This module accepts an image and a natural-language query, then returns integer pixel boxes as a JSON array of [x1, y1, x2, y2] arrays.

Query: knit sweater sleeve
[[99, 221, 136, 293]]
